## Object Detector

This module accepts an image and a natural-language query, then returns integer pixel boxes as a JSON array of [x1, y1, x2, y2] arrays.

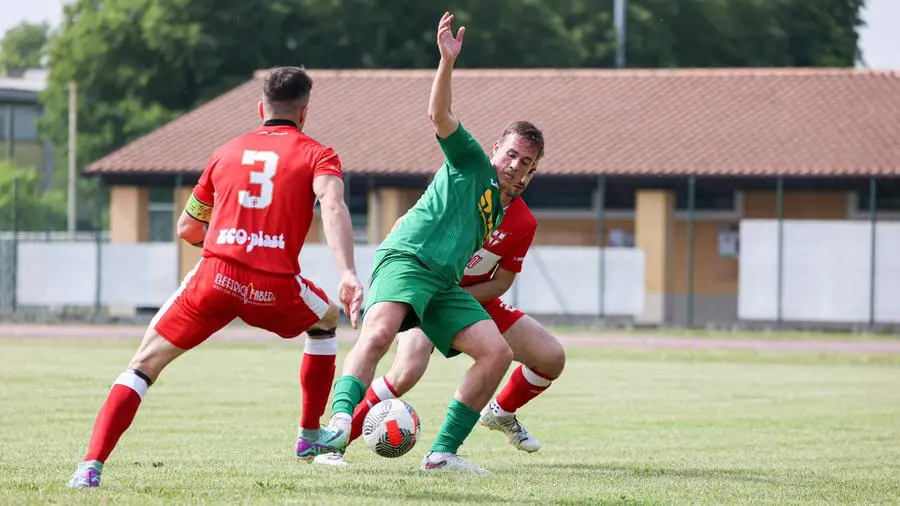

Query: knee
[[128, 331, 182, 383], [360, 320, 397, 355], [540, 337, 566, 380], [312, 304, 340, 331], [484, 338, 514, 369]]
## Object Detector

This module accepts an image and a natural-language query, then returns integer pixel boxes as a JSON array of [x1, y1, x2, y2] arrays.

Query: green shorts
[[364, 249, 491, 358]]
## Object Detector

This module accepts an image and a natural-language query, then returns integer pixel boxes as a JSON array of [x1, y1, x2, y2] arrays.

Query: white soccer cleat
[[313, 451, 347, 466], [479, 401, 541, 453], [421, 451, 488, 473]]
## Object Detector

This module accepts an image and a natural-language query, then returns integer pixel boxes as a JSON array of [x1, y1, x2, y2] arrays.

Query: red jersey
[[460, 197, 537, 287], [190, 120, 342, 276]]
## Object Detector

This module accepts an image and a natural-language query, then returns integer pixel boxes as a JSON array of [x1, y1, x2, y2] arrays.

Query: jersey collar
[[262, 119, 298, 128]]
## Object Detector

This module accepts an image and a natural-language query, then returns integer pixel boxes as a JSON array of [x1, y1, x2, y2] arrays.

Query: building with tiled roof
[[90, 67, 900, 326]]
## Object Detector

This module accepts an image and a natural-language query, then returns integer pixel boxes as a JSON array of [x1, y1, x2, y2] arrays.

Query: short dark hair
[[499, 121, 545, 159], [262, 66, 313, 116]]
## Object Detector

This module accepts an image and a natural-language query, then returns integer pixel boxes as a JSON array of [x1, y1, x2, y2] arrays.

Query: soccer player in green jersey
[[319, 12, 542, 473]]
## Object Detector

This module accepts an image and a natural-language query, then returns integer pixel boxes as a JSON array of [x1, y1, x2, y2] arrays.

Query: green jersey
[[379, 122, 504, 285]]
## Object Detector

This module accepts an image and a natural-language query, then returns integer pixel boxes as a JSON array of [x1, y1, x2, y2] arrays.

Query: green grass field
[[2, 336, 900, 505]]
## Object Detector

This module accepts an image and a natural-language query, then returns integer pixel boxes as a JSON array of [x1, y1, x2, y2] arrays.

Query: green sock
[[331, 375, 366, 417], [430, 399, 480, 454]]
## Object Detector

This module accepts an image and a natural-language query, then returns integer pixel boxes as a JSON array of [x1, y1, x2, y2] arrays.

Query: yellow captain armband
[[185, 194, 213, 223]]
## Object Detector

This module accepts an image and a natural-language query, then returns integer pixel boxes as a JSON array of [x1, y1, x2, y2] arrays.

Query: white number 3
[[238, 150, 279, 209]]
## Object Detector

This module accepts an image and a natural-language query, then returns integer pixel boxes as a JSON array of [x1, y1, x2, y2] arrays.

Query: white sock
[[330, 412, 352, 430], [490, 399, 512, 417], [371, 376, 396, 401]]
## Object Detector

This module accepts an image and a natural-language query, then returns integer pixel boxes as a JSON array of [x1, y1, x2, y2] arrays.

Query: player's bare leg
[[480, 315, 565, 453], [295, 304, 346, 460], [422, 320, 513, 473], [315, 328, 433, 466], [68, 328, 187, 488], [325, 301, 409, 452]]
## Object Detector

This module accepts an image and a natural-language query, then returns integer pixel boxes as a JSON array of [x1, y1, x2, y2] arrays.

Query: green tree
[[41, 0, 317, 173], [0, 161, 68, 231], [624, 0, 864, 68], [40, 0, 865, 179], [0, 21, 50, 76]]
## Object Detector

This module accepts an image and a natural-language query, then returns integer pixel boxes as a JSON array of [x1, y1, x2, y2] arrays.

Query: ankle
[[79, 460, 104, 472], [298, 427, 320, 440], [330, 412, 352, 429], [490, 400, 514, 417]]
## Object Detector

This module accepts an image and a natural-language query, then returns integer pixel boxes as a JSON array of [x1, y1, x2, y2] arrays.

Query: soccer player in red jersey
[[315, 122, 567, 466], [68, 67, 364, 488]]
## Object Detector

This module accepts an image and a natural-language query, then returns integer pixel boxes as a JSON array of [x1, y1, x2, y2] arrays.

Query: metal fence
[[0, 175, 107, 318], [1, 172, 899, 331]]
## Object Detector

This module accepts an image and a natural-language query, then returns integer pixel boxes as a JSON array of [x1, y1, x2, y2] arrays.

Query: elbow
[[176, 218, 194, 240], [177, 216, 206, 243], [428, 109, 451, 127], [427, 110, 440, 126], [320, 198, 348, 223], [176, 221, 190, 240]]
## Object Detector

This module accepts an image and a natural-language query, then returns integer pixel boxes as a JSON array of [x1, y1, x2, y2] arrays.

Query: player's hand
[[338, 271, 364, 329], [437, 11, 465, 62]]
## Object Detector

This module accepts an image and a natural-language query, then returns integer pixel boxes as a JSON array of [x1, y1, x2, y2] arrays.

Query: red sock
[[84, 370, 149, 463], [495, 365, 553, 413], [299, 336, 338, 430], [349, 376, 397, 443]]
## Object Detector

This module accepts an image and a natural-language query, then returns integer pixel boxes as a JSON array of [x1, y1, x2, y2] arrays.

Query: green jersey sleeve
[[437, 122, 490, 171]]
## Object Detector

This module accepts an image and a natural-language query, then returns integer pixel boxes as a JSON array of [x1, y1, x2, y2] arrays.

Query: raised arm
[[427, 12, 465, 139]]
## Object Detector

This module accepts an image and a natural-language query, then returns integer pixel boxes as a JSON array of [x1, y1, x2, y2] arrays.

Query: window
[[600, 180, 737, 213], [346, 175, 370, 243], [0, 107, 7, 142], [12, 105, 40, 142], [675, 185, 737, 211], [148, 186, 174, 242], [523, 177, 597, 211], [603, 188, 636, 211], [855, 179, 900, 212]]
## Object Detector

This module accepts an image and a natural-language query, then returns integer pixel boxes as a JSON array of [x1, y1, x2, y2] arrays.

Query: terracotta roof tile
[[85, 68, 900, 177]]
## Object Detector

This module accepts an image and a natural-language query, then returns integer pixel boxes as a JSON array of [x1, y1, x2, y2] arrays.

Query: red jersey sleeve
[[498, 226, 535, 273], [185, 154, 217, 223], [314, 146, 343, 180]]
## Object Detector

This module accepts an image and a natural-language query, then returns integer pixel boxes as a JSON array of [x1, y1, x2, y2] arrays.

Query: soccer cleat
[[295, 426, 349, 460], [67, 460, 103, 489], [479, 401, 541, 453], [313, 451, 347, 466], [421, 451, 488, 473]]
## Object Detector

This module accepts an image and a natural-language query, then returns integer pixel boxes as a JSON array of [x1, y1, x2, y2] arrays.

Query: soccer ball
[[362, 399, 421, 458]]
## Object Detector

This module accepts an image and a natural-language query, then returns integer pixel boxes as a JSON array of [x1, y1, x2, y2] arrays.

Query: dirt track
[[2, 323, 899, 355]]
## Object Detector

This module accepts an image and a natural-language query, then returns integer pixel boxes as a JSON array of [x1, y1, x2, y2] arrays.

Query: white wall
[[739, 220, 900, 323], [14, 242, 646, 316], [300, 244, 645, 316], [17, 242, 178, 307], [508, 246, 645, 316]]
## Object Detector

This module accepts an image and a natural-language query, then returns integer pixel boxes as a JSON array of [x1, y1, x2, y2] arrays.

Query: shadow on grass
[[542, 463, 780, 485]]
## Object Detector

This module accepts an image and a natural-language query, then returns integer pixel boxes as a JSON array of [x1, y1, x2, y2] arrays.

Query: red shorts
[[153, 256, 331, 350], [482, 298, 526, 334]]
